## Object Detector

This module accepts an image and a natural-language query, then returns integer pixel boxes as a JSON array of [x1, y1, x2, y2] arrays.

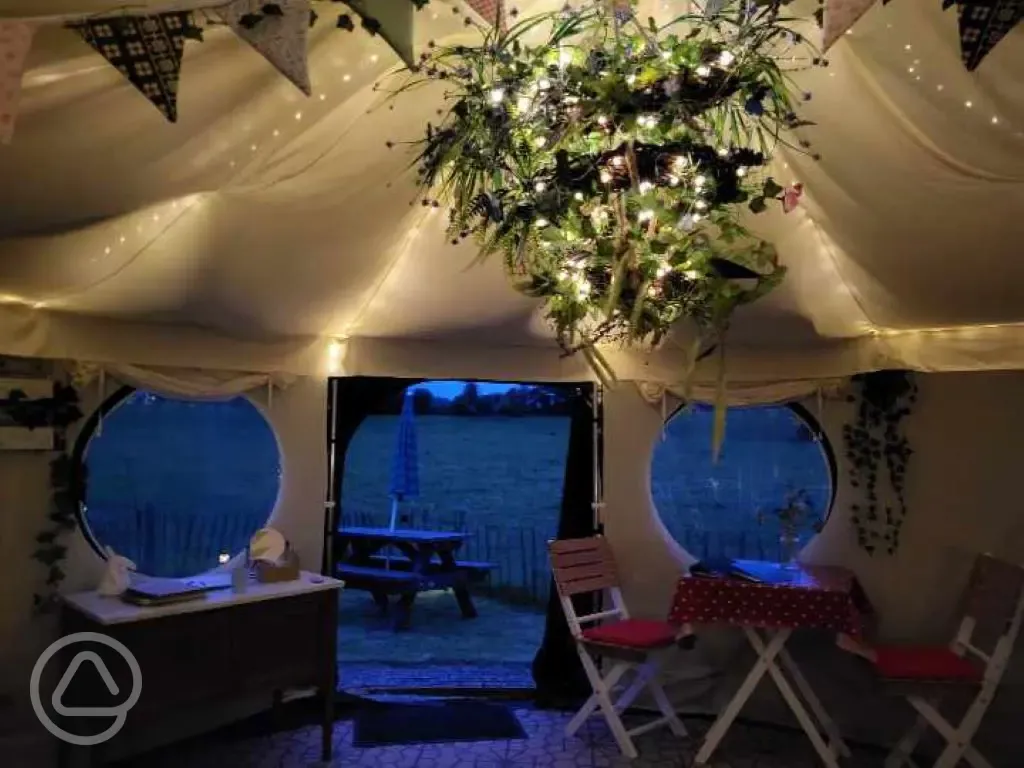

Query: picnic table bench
[[332, 526, 495, 631]]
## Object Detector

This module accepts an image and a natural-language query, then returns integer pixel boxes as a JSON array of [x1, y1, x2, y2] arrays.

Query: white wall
[[0, 373, 327, 762], [3, 368, 1024, 762]]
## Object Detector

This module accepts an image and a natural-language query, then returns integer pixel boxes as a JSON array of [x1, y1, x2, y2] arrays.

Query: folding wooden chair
[[872, 553, 1024, 768], [548, 536, 687, 759]]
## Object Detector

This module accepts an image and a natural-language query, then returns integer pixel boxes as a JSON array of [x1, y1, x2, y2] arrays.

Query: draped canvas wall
[[0, 1, 1021, 385], [1, 0, 1023, 758]]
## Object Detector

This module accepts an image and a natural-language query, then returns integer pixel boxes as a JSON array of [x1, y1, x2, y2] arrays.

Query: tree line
[[370, 382, 575, 417]]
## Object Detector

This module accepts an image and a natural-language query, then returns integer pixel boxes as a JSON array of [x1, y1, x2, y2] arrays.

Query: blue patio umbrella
[[388, 391, 420, 531]]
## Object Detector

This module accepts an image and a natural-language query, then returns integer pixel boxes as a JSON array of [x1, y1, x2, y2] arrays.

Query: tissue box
[[255, 547, 300, 583]]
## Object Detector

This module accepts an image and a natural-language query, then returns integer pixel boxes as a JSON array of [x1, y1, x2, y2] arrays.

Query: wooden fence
[[344, 507, 788, 608], [83, 504, 264, 578]]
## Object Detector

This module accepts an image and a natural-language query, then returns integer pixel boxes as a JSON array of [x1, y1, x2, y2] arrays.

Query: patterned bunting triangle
[[0, 21, 35, 144], [956, 0, 1024, 70], [822, 0, 878, 51], [346, 0, 417, 68], [466, 0, 506, 29], [216, 0, 311, 95], [69, 13, 189, 123]]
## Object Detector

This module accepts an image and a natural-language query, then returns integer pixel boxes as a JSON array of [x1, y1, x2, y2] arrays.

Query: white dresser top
[[63, 571, 344, 626]]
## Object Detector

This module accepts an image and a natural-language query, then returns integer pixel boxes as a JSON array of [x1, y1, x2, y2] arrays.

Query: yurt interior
[[1, 1, 1023, 766]]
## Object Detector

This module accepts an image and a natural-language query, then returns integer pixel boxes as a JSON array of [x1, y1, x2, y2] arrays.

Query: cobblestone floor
[[124, 702, 888, 768]]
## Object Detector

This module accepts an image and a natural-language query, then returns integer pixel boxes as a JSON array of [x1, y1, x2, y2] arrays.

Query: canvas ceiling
[[0, 0, 1022, 382]]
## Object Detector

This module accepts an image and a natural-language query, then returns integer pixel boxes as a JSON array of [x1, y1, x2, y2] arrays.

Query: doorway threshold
[[340, 660, 535, 692]]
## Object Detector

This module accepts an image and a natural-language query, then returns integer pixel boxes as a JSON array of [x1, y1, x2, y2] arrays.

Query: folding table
[[669, 560, 872, 768]]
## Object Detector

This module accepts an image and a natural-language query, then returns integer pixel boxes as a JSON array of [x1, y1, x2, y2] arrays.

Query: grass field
[[652, 406, 833, 557], [341, 407, 832, 603], [81, 394, 833, 589], [83, 393, 281, 577], [342, 415, 571, 534], [344, 409, 831, 545]]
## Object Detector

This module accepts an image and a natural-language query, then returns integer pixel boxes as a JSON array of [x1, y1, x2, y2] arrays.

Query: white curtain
[[66, 361, 295, 402], [634, 377, 848, 408]]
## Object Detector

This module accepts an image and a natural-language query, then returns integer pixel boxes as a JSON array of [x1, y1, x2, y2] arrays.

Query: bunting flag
[[822, 0, 877, 51], [0, 21, 35, 144], [346, 0, 416, 68], [956, 0, 1024, 70], [466, 0, 506, 29], [216, 0, 311, 96], [69, 13, 189, 123]]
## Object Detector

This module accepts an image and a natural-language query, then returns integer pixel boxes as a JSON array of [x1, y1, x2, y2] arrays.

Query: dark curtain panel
[[532, 384, 598, 706], [321, 376, 422, 574]]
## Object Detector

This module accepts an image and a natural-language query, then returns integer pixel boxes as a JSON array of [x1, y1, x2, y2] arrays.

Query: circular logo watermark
[[29, 632, 142, 746]]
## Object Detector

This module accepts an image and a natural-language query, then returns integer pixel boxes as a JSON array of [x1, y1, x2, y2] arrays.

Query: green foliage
[[1, 382, 82, 429], [395, 0, 817, 370], [842, 371, 917, 555], [2, 382, 84, 614]]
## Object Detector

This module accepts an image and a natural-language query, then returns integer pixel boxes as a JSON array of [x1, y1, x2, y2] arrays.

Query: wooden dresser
[[57, 572, 342, 767]]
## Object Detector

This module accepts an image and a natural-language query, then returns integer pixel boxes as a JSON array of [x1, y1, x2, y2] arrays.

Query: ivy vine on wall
[[1, 382, 84, 613], [842, 370, 917, 555]]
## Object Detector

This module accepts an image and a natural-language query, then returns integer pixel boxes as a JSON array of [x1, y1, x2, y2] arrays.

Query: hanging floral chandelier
[[393, 0, 816, 380]]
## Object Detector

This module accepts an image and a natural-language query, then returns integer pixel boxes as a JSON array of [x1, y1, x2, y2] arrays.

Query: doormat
[[353, 700, 526, 747]]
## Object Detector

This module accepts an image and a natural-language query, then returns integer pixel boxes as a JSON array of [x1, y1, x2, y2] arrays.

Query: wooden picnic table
[[332, 526, 494, 631]]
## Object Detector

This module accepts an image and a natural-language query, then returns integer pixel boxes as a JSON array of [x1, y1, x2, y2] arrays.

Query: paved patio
[[337, 588, 545, 691]]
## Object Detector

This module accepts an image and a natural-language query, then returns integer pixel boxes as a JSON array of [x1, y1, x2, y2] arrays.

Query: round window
[[651, 404, 835, 562], [78, 390, 282, 577]]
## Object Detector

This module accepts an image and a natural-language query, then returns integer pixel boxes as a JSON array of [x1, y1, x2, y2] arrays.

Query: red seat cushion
[[581, 619, 678, 649], [872, 646, 981, 682]]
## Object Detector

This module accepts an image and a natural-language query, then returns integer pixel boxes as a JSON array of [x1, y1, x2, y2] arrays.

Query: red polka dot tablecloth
[[668, 560, 872, 637]]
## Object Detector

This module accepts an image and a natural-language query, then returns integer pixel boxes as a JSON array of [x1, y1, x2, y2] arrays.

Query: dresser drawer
[[226, 593, 328, 692]]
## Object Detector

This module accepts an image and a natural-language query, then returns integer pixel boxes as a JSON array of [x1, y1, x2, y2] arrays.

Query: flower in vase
[[760, 488, 820, 541]]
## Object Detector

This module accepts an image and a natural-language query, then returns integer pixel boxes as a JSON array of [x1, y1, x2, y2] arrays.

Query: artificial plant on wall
[[842, 370, 917, 555], [389, 0, 817, 448], [1, 382, 84, 613]]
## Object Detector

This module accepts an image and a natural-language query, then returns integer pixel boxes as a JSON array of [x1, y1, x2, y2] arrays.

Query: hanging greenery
[[1, 382, 84, 614], [842, 370, 917, 556], [390, 0, 816, 384]]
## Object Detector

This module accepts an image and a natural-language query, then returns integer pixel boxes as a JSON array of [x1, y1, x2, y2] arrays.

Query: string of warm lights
[[859, 20, 1019, 138], [3, 22, 404, 311]]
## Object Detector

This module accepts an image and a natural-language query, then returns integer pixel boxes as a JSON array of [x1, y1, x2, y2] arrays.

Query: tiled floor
[[125, 703, 886, 768]]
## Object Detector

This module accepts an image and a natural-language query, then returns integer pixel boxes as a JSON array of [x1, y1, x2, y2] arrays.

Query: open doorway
[[326, 378, 594, 694]]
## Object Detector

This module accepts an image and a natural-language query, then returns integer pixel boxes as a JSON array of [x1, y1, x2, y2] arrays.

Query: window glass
[[81, 391, 282, 577], [651, 404, 834, 561]]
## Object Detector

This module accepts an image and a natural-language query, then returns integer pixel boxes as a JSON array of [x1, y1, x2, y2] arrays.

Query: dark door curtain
[[531, 385, 598, 706], [323, 376, 422, 573]]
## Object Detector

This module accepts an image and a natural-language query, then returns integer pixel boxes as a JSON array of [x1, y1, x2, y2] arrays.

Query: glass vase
[[779, 531, 800, 570]]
